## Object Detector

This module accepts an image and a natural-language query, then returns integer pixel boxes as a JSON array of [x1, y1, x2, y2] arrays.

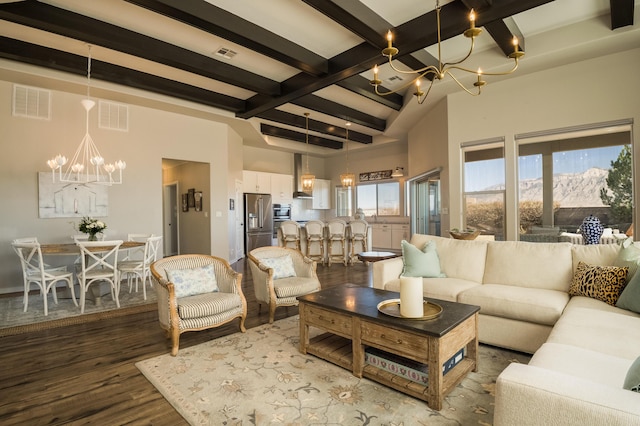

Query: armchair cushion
[[167, 264, 219, 298], [177, 292, 243, 320], [273, 276, 320, 298], [261, 254, 297, 279]]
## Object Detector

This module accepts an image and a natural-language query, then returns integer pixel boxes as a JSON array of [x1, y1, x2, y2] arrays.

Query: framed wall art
[[194, 191, 203, 212], [182, 193, 189, 212]]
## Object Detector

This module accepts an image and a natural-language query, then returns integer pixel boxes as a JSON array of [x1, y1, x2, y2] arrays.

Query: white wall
[[0, 80, 239, 293], [409, 47, 640, 240]]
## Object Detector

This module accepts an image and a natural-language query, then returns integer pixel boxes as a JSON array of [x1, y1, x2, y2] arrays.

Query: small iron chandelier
[[47, 45, 126, 185], [300, 112, 315, 193], [340, 122, 355, 188], [370, 0, 524, 105]]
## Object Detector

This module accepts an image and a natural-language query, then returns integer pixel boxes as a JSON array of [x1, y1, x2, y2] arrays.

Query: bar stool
[[326, 219, 348, 266], [279, 220, 301, 250], [304, 220, 325, 265], [348, 219, 368, 265]]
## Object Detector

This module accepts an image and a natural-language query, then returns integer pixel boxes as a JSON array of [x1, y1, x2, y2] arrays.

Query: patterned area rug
[[137, 316, 530, 425], [0, 284, 156, 336]]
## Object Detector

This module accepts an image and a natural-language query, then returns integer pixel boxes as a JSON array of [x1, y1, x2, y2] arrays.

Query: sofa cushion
[[483, 241, 573, 291], [261, 254, 297, 279], [614, 238, 640, 281], [384, 277, 479, 302], [167, 264, 219, 298], [572, 243, 621, 271], [547, 306, 640, 360], [567, 295, 640, 318], [569, 262, 628, 306], [401, 239, 445, 278], [529, 342, 634, 388], [617, 269, 640, 314], [409, 235, 487, 283], [457, 284, 568, 326], [273, 276, 319, 298], [624, 356, 640, 392]]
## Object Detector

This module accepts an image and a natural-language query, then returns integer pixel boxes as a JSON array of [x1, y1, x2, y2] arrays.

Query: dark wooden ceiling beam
[[484, 20, 524, 57], [240, 0, 554, 120], [260, 124, 343, 150], [292, 94, 386, 132], [0, 37, 246, 112], [0, 0, 280, 96], [610, 0, 635, 29], [256, 109, 372, 144], [125, 0, 328, 76], [336, 76, 403, 111]]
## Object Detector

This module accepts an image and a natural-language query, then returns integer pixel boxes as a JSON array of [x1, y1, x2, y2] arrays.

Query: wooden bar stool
[[304, 220, 325, 265], [326, 219, 347, 266], [279, 220, 301, 251], [348, 219, 368, 265]]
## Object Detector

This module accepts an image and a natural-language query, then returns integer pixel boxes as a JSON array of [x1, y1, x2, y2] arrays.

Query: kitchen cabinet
[[242, 170, 271, 194], [271, 173, 293, 204], [312, 179, 331, 209], [371, 224, 392, 249], [391, 224, 410, 250]]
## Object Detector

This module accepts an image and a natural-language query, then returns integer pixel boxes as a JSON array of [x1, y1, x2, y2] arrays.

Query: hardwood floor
[[0, 258, 372, 425]]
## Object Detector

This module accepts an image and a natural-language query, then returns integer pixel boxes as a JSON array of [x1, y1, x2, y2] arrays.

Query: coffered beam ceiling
[[0, 0, 632, 149]]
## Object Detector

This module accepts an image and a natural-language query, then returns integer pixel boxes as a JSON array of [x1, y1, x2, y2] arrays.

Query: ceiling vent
[[215, 47, 237, 59], [387, 75, 404, 83], [99, 100, 129, 132], [13, 84, 51, 120]]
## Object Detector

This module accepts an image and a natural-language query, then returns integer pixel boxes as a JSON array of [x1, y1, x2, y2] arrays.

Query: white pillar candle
[[400, 276, 424, 318]]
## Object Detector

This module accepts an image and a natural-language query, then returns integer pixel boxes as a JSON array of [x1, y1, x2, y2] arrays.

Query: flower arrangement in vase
[[78, 216, 107, 241]]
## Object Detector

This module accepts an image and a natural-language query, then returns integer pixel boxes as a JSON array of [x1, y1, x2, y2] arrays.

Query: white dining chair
[[12, 240, 77, 316], [76, 240, 123, 313], [12, 237, 68, 273], [121, 233, 154, 262], [118, 235, 162, 300]]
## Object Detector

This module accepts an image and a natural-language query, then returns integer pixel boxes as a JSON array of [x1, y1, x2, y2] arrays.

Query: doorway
[[163, 182, 179, 256], [409, 168, 442, 236]]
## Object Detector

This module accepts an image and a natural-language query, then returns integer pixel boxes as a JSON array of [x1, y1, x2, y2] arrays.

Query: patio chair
[[150, 254, 247, 356], [248, 246, 321, 323]]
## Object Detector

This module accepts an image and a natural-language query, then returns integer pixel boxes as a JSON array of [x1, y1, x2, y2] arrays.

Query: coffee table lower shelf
[[306, 332, 476, 404]]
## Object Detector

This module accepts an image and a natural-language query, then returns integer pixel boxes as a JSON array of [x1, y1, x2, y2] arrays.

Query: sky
[[465, 145, 625, 192]]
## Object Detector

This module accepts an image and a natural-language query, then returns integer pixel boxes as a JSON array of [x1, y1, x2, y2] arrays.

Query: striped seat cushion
[[273, 276, 319, 298], [177, 292, 242, 320]]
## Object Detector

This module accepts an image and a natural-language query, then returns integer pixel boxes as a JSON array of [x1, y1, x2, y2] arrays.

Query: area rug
[[136, 316, 530, 425], [0, 284, 156, 337]]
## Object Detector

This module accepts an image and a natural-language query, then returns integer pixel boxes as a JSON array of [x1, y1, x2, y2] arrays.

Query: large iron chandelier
[[370, 0, 524, 104], [340, 123, 355, 188], [47, 45, 126, 185], [300, 112, 315, 193]]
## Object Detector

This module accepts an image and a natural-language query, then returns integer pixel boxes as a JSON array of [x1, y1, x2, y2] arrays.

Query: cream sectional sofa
[[372, 234, 640, 425]]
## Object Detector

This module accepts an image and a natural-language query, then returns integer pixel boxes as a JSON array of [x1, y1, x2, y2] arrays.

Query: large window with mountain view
[[516, 124, 633, 240], [462, 140, 505, 240]]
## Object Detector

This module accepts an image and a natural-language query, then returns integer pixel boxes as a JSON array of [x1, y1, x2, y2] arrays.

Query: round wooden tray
[[377, 298, 443, 320]]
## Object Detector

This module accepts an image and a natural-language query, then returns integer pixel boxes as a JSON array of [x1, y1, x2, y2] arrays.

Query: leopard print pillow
[[569, 261, 629, 306]]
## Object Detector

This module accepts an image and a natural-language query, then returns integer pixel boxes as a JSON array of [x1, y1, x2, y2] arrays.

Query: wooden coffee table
[[297, 284, 479, 410]]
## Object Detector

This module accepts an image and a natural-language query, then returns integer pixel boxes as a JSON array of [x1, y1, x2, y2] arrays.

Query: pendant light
[[300, 112, 315, 193], [340, 122, 355, 188]]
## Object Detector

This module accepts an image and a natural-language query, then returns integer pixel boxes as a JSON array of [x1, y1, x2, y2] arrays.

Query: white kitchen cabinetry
[[312, 179, 331, 209], [371, 224, 392, 249], [242, 170, 271, 194], [271, 173, 293, 204], [391, 224, 410, 250]]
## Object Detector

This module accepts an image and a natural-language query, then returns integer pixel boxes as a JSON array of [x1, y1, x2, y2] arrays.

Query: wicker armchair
[[248, 246, 321, 323], [150, 254, 247, 356]]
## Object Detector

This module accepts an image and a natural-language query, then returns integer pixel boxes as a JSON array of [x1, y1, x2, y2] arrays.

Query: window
[[356, 182, 400, 216], [462, 140, 505, 240], [517, 125, 633, 236]]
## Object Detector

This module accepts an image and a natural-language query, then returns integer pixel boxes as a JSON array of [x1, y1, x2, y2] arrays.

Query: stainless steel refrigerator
[[244, 193, 273, 254]]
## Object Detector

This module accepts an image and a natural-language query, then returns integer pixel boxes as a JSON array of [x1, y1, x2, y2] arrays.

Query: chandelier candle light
[[300, 112, 315, 193], [340, 122, 355, 188], [47, 45, 126, 185], [370, 0, 524, 104]]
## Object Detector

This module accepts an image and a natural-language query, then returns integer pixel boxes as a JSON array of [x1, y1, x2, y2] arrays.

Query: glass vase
[[88, 233, 98, 241]]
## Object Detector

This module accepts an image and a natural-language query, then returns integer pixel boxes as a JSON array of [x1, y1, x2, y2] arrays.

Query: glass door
[[409, 169, 441, 236]]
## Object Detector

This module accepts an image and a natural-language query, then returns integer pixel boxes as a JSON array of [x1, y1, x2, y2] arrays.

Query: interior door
[[234, 179, 243, 261], [162, 182, 179, 256]]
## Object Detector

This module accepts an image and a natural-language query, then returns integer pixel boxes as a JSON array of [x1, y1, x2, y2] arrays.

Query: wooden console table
[[297, 285, 479, 410]]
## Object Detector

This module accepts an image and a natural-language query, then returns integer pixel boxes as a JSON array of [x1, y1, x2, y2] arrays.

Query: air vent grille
[[215, 47, 237, 59], [13, 84, 51, 120], [99, 100, 129, 132]]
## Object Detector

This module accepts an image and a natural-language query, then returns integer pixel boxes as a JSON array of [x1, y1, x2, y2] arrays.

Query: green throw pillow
[[623, 356, 640, 392], [616, 266, 640, 313], [401, 240, 446, 278], [614, 237, 640, 282]]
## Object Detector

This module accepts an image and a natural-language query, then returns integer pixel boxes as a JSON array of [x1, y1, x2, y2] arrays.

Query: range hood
[[293, 153, 313, 199]]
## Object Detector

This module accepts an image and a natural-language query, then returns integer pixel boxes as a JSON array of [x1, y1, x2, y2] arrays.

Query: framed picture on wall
[[194, 191, 203, 212], [182, 193, 189, 212], [187, 188, 195, 207]]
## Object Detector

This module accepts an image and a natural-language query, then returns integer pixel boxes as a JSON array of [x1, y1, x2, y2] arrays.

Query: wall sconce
[[391, 167, 404, 178]]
